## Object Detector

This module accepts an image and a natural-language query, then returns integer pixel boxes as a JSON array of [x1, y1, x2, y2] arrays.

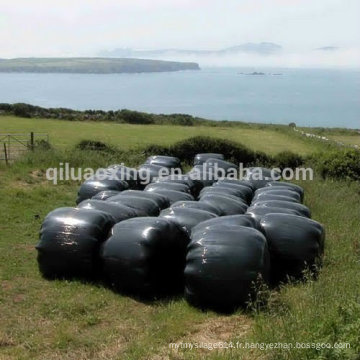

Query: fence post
[[30, 132, 34, 151], [4, 143, 9, 165]]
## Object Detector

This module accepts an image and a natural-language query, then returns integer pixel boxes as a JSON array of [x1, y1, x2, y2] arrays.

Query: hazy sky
[[1, 0, 359, 60]]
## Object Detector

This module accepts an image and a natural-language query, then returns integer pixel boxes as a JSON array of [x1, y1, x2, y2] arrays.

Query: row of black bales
[[36, 153, 325, 312]]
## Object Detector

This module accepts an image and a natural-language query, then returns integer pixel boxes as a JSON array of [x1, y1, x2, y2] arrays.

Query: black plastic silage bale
[[77, 199, 138, 223], [246, 206, 302, 223], [212, 182, 253, 203], [260, 213, 325, 282], [145, 182, 191, 194], [92, 190, 121, 201], [145, 188, 194, 205], [250, 193, 299, 204], [76, 177, 129, 204], [36, 207, 115, 279], [155, 175, 202, 197], [216, 178, 255, 192], [101, 217, 189, 298], [107, 165, 139, 189], [265, 181, 304, 201], [199, 186, 248, 203], [159, 207, 218, 234], [194, 153, 224, 166], [200, 193, 248, 215], [185, 226, 270, 312], [253, 188, 302, 203], [137, 164, 169, 185], [191, 215, 259, 235], [187, 166, 217, 187], [107, 194, 161, 216], [171, 200, 223, 216], [204, 158, 238, 176], [244, 167, 280, 190], [145, 155, 181, 169], [118, 189, 170, 210], [250, 200, 311, 218]]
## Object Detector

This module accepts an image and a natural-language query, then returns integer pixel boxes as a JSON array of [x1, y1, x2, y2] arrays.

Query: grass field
[[0, 116, 323, 155], [1, 116, 360, 360]]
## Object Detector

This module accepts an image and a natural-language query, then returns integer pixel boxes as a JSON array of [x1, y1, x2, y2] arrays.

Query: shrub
[[310, 149, 360, 181], [273, 151, 304, 170], [76, 140, 116, 154]]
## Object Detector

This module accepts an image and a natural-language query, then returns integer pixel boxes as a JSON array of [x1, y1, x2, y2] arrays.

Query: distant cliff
[[0, 57, 200, 74], [100, 42, 283, 58]]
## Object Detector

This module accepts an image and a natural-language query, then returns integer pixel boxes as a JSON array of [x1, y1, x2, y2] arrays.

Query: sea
[[0, 67, 359, 128]]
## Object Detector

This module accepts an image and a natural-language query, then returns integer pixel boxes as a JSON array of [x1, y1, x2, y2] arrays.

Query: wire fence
[[0, 132, 49, 163]]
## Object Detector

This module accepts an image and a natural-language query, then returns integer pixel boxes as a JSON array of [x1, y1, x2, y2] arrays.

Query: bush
[[273, 151, 304, 170], [76, 140, 116, 154], [311, 149, 360, 181]]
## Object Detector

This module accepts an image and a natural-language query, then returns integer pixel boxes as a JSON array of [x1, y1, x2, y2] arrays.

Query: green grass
[[1, 117, 360, 359], [0, 116, 324, 155]]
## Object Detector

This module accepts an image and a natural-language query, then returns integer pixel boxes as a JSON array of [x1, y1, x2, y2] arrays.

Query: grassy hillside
[[1, 116, 359, 359], [0, 57, 200, 73], [0, 115, 324, 155]]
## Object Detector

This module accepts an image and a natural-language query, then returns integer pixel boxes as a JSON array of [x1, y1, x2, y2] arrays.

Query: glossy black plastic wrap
[[185, 226, 270, 311], [250, 193, 299, 204], [253, 188, 302, 203], [159, 207, 217, 234], [107, 194, 161, 216], [118, 189, 170, 210], [216, 178, 255, 192], [107, 165, 139, 189], [260, 213, 325, 281], [212, 182, 253, 203], [265, 181, 304, 201], [101, 217, 189, 298], [76, 177, 129, 204], [145, 155, 181, 169], [250, 200, 311, 218], [204, 158, 238, 175], [200, 193, 248, 215], [191, 215, 259, 235], [246, 206, 302, 223], [36, 207, 115, 279], [171, 200, 223, 216], [155, 175, 202, 196], [77, 200, 138, 223], [186, 166, 217, 187], [92, 190, 121, 201], [145, 188, 194, 205], [194, 153, 224, 166], [244, 167, 280, 190], [137, 164, 168, 185], [145, 182, 191, 194], [199, 187, 248, 203]]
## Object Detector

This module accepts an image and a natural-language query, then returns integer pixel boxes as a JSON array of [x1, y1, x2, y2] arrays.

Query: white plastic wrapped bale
[[159, 207, 218, 235], [100, 217, 189, 298], [260, 213, 325, 282], [185, 226, 270, 311], [36, 207, 115, 279]]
